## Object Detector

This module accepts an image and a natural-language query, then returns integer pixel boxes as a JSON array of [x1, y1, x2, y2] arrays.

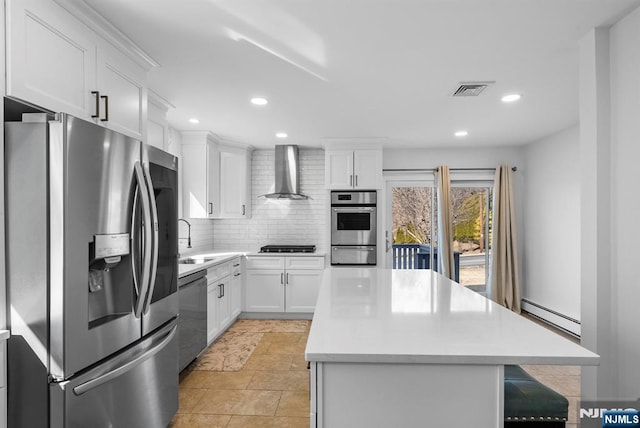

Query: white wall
[[211, 148, 327, 253], [522, 125, 581, 329], [580, 4, 640, 401], [382, 146, 524, 170], [609, 5, 640, 400]]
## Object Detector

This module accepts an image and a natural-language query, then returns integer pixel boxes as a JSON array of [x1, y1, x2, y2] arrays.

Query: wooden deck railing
[[392, 244, 460, 282]]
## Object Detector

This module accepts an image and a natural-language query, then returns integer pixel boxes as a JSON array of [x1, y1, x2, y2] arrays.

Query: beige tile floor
[[171, 317, 580, 428], [170, 320, 311, 428]]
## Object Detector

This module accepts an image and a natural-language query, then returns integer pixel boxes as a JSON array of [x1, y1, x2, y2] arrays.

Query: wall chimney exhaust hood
[[259, 145, 310, 200]]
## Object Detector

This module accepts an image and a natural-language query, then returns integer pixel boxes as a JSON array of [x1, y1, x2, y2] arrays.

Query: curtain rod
[[383, 166, 517, 172]]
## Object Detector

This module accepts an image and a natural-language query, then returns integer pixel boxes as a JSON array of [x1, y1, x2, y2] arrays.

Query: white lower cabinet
[[285, 270, 324, 312], [206, 261, 231, 344], [245, 269, 285, 312], [230, 258, 243, 318], [245, 256, 324, 313]]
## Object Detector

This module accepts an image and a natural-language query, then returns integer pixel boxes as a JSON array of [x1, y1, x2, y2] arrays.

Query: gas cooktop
[[259, 245, 317, 253]]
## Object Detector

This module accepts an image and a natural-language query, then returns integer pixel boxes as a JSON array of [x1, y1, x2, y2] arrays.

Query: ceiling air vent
[[452, 81, 494, 97]]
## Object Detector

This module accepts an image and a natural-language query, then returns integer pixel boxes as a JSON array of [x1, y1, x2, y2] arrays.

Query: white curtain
[[488, 165, 521, 312], [436, 166, 455, 280]]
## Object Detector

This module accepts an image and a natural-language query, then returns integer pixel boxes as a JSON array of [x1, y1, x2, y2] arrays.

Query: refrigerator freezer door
[[141, 145, 179, 336], [50, 114, 143, 379], [50, 320, 178, 428]]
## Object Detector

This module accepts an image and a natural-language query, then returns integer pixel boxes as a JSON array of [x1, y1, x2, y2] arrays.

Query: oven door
[[331, 245, 377, 265], [331, 206, 377, 245]]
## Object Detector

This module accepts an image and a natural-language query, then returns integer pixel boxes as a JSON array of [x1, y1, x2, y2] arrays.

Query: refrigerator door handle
[[131, 187, 142, 300], [142, 163, 159, 314], [133, 162, 153, 318], [72, 324, 177, 396]]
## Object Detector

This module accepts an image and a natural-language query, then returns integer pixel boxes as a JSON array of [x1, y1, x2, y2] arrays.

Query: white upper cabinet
[[181, 135, 252, 220], [6, 0, 97, 119], [218, 146, 251, 219], [5, 0, 152, 140], [95, 43, 147, 139], [181, 132, 219, 219], [325, 150, 354, 189], [147, 91, 172, 151], [325, 149, 383, 189]]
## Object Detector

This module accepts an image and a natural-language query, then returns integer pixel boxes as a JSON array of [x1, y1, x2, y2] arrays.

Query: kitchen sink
[[178, 256, 218, 265]]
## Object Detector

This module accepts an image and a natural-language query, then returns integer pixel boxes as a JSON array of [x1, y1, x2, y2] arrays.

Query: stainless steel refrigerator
[[5, 113, 180, 427]]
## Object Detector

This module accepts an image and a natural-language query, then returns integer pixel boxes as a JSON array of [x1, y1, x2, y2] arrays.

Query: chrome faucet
[[178, 218, 192, 248]]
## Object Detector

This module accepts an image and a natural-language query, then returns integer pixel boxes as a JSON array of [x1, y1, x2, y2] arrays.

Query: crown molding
[[54, 0, 160, 71]]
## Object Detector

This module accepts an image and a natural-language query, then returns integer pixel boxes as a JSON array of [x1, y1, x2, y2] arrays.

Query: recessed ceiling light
[[501, 94, 521, 103], [251, 97, 268, 106], [276, 132, 288, 138], [454, 130, 468, 137], [188, 118, 200, 124]]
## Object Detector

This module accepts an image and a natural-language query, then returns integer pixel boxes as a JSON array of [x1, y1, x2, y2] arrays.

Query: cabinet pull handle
[[281, 273, 284, 284], [286, 273, 289, 284], [350, 175, 353, 187], [218, 284, 223, 298], [100, 95, 109, 122], [91, 91, 100, 118], [242, 204, 245, 216], [355, 175, 358, 187], [233, 263, 240, 267], [234, 273, 241, 277], [209, 203, 213, 215]]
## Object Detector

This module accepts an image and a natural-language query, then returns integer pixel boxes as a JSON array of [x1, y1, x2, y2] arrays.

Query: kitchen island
[[305, 268, 599, 428]]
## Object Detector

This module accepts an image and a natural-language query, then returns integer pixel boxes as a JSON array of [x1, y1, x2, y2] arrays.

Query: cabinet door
[[182, 136, 219, 218], [96, 44, 147, 140], [207, 141, 220, 218], [6, 0, 96, 119], [353, 150, 383, 189], [216, 277, 232, 330], [285, 269, 323, 313], [325, 150, 354, 189], [230, 259, 242, 317], [245, 270, 285, 312], [219, 150, 248, 218], [182, 143, 208, 218], [207, 283, 219, 343]]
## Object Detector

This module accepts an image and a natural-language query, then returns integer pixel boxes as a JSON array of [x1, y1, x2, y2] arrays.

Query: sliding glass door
[[450, 185, 492, 293], [385, 175, 493, 294]]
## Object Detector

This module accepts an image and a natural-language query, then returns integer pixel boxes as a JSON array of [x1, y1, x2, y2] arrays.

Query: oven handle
[[332, 207, 375, 212], [333, 246, 376, 251]]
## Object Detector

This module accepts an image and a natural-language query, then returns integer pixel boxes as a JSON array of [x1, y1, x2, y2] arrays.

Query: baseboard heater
[[521, 299, 581, 339]]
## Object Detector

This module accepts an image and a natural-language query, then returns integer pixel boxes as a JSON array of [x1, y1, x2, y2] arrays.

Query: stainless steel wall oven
[[331, 191, 377, 265]]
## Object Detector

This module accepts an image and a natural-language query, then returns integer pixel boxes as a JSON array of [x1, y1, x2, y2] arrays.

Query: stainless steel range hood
[[259, 145, 309, 200]]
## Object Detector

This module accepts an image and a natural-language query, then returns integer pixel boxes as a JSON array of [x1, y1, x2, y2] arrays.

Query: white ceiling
[[83, 0, 640, 149]]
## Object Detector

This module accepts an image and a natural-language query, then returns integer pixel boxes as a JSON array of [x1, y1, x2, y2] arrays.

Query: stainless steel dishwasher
[[178, 269, 207, 372]]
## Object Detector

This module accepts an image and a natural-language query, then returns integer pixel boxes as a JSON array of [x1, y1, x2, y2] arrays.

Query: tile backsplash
[[178, 218, 215, 256], [212, 148, 327, 253], [179, 147, 327, 255]]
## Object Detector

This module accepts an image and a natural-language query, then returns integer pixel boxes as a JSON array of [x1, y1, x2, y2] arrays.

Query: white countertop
[[179, 251, 326, 277], [0, 330, 9, 341], [178, 252, 243, 277], [305, 268, 600, 366]]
